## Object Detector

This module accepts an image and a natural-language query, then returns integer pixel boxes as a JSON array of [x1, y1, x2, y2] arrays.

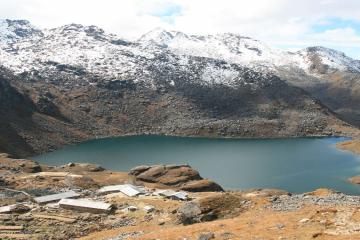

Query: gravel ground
[[107, 231, 143, 240], [268, 193, 360, 211]]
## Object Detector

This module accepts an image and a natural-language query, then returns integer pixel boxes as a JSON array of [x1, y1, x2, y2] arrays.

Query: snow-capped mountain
[[0, 22, 278, 89], [138, 28, 294, 69], [0, 21, 359, 85], [298, 46, 360, 73], [0, 19, 357, 156], [0, 22, 144, 78], [138, 28, 360, 74]]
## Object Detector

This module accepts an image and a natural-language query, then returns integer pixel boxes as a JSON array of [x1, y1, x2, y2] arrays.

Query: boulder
[[198, 232, 215, 240], [177, 202, 202, 225], [129, 164, 223, 192], [177, 200, 218, 225], [129, 165, 150, 175], [180, 179, 223, 192], [136, 165, 166, 182]]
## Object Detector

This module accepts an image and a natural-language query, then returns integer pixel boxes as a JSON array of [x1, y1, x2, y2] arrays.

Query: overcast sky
[[0, 0, 359, 58]]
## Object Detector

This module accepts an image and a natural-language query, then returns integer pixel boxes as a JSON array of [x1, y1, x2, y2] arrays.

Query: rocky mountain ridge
[[0, 20, 359, 84], [139, 28, 360, 74], [136, 28, 360, 126]]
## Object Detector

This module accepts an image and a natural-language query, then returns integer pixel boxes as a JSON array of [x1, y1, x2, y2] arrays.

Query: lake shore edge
[[29, 131, 356, 159]]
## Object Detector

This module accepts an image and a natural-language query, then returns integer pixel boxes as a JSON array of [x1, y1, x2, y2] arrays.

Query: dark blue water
[[33, 136, 360, 194]]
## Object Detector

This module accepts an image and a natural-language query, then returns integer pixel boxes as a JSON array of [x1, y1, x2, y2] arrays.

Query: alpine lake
[[33, 135, 360, 195]]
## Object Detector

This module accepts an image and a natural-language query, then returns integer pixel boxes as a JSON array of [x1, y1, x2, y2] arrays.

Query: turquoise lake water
[[33, 136, 360, 194]]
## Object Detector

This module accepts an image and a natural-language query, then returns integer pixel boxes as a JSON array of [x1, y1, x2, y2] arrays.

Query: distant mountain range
[[0, 19, 358, 157]]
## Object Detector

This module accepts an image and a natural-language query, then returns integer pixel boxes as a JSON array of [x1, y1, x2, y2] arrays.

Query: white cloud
[[0, 0, 175, 38], [312, 28, 360, 45], [0, 0, 359, 58]]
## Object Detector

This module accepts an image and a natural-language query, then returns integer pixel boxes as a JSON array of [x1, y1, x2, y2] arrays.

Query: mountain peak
[[138, 28, 187, 45], [298, 46, 359, 72], [216, 32, 254, 40], [0, 19, 43, 44], [4, 19, 30, 26], [44, 23, 122, 44], [137, 28, 279, 67], [138, 28, 197, 47], [55, 23, 105, 35], [304, 46, 346, 56]]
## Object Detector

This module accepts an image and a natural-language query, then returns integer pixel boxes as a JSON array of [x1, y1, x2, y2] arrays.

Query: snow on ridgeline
[[138, 28, 360, 73], [0, 19, 43, 44], [138, 28, 289, 67], [0, 20, 359, 86], [0, 22, 155, 79], [297, 46, 360, 72]]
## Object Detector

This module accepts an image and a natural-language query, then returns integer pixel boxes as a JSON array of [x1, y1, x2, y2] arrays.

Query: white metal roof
[[98, 184, 146, 197], [170, 191, 188, 200], [154, 189, 188, 200], [0, 204, 17, 213], [59, 198, 112, 211], [34, 191, 80, 204], [155, 189, 176, 197], [0, 203, 29, 213]]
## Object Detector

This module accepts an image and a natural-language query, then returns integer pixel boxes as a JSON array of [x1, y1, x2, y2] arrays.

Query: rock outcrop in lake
[[129, 164, 224, 192]]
